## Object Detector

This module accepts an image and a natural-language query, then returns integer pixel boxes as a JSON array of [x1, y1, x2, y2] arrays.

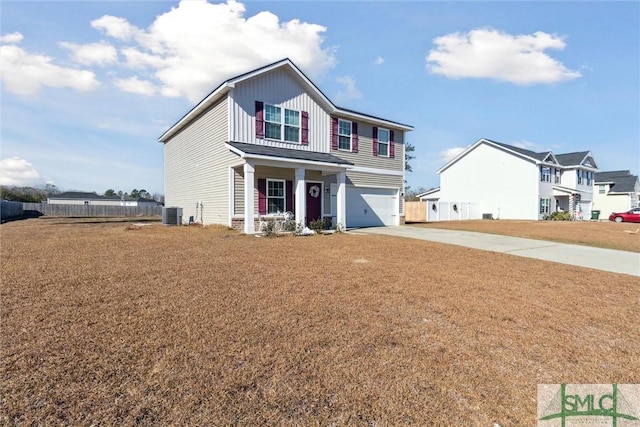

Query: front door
[[306, 182, 322, 225]]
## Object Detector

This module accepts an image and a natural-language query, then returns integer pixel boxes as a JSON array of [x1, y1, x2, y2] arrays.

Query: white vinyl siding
[[438, 142, 540, 220]]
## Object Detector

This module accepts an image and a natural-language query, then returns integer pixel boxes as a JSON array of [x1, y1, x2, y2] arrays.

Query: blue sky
[[1, 0, 638, 196]]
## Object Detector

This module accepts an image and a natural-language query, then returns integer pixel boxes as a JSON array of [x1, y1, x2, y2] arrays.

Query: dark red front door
[[306, 183, 322, 225]]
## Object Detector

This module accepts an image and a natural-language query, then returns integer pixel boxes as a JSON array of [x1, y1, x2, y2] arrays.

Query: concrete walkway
[[351, 226, 640, 277]]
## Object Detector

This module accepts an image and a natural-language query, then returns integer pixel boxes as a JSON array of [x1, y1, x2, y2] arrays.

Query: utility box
[[162, 207, 183, 226], [482, 213, 493, 220]]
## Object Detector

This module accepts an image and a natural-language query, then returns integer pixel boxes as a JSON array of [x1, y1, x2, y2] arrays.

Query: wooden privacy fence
[[405, 201, 427, 222], [22, 203, 163, 217]]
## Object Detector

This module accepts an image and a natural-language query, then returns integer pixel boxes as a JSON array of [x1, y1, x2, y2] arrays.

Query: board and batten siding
[[164, 97, 236, 226], [230, 68, 331, 153]]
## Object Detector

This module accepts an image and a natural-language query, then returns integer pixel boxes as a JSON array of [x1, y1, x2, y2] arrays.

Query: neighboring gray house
[[593, 170, 640, 216], [158, 59, 413, 233], [47, 192, 158, 207]]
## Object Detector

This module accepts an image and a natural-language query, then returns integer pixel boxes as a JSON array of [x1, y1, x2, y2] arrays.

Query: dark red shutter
[[331, 117, 338, 150], [372, 126, 378, 156], [255, 101, 264, 139], [301, 111, 309, 145], [286, 180, 294, 214], [352, 122, 358, 153], [258, 178, 266, 215], [389, 130, 395, 158]]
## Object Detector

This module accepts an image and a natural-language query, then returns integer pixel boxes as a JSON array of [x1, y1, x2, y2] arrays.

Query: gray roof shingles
[[595, 171, 639, 193], [486, 140, 551, 161], [227, 142, 353, 166], [555, 151, 590, 166]]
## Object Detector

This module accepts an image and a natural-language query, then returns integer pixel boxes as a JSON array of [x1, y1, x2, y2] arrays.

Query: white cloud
[[373, 56, 384, 65], [441, 147, 465, 163], [92, 0, 336, 102], [91, 15, 140, 41], [334, 76, 362, 104], [0, 41, 100, 97], [0, 32, 24, 44], [0, 157, 42, 186], [60, 41, 118, 66], [427, 28, 581, 85], [114, 76, 157, 96]]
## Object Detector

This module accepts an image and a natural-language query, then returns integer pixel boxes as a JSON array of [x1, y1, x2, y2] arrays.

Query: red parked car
[[608, 208, 640, 223]]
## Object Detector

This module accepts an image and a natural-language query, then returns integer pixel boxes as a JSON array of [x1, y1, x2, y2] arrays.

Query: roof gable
[[437, 138, 552, 174], [555, 151, 597, 169], [159, 58, 412, 142]]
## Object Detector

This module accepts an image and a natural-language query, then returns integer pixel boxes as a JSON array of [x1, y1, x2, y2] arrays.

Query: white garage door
[[346, 187, 397, 228]]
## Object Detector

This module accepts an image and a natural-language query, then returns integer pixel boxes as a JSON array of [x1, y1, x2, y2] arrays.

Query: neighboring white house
[[158, 58, 413, 233], [593, 170, 640, 217], [419, 138, 598, 220], [47, 192, 159, 207]]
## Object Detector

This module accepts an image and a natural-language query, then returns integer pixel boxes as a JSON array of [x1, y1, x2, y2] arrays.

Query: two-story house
[[593, 170, 640, 216], [159, 59, 413, 233], [419, 138, 598, 221]]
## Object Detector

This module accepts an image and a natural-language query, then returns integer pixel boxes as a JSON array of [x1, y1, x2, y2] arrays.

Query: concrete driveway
[[351, 226, 640, 277]]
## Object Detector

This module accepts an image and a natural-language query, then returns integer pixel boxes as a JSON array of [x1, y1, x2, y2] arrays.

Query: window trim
[[337, 119, 352, 151], [377, 127, 390, 157], [539, 198, 550, 214], [266, 179, 286, 214]]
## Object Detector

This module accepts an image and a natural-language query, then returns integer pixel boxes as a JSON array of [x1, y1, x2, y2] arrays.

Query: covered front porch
[[226, 142, 353, 234], [553, 186, 592, 220]]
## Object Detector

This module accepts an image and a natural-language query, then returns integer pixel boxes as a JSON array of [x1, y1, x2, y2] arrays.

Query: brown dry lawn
[[408, 219, 640, 253], [2, 218, 639, 426]]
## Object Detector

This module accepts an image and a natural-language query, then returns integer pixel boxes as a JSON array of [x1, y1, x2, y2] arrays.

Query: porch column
[[336, 171, 346, 227], [243, 162, 255, 234], [295, 167, 306, 226]]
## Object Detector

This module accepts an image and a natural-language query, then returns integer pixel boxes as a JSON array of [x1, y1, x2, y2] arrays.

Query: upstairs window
[[586, 171, 593, 186], [338, 119, 352, 150], [540, 166, 551, 182], [264, 104, 300, 143], [378, 128, 390, 157], [599, 184, 605, 194], [554, 168, 561, 184], [264, 105, 281, 140], [284, 109, 300, 143], [577, 170, 583, 185]]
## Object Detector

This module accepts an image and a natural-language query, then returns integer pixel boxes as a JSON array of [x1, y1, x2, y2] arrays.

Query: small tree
[[104, 189, 116, 197]]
